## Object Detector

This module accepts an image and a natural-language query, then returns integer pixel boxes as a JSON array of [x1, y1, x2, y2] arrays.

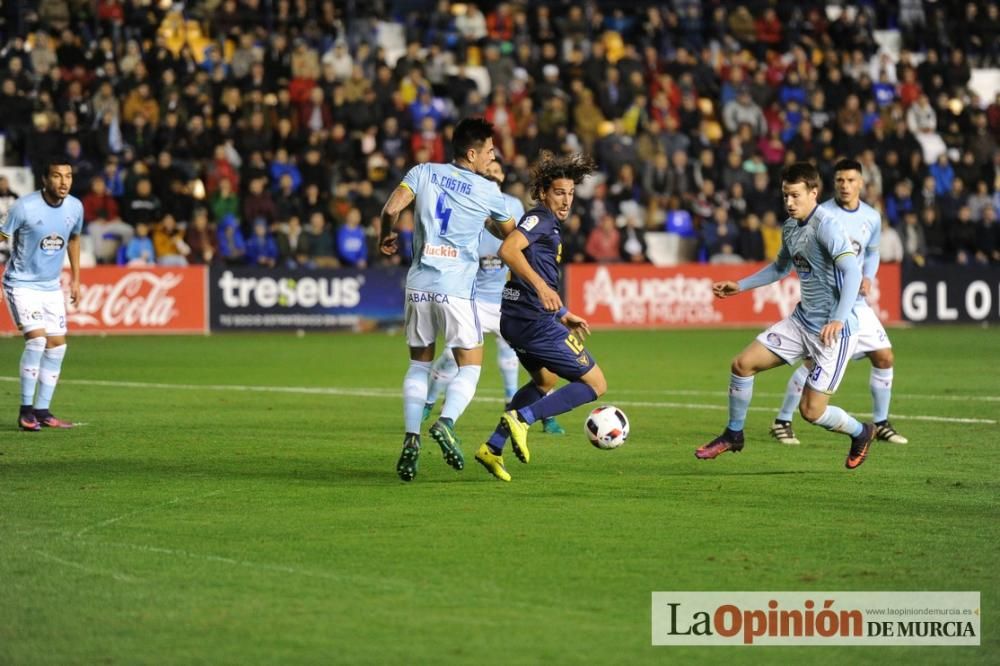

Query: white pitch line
[[76, 490, 225, 538], [605, 387, 1000, 402], [0, 377, 994, 425], [28, 547, 139, 583]]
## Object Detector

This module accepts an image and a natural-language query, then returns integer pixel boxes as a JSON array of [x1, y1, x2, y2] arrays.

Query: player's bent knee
[[869, 349, 893, 369], [731, 356, 754, 377], [584, 368, 607, 398], [798, 402, 824, 423]]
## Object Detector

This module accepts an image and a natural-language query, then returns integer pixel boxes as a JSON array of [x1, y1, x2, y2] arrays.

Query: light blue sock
[[440, 364, 482, 423], [812, 405, 864, 437], [777, 365, 809, 422], [19, 337, 46, 406], [870, 367, 893, 423], [727, 373, 754, 432], [425, 349, 457, 405], [34, 344, 67, 411], [402, 360, 431, 434], [497, 341, 520, 403]]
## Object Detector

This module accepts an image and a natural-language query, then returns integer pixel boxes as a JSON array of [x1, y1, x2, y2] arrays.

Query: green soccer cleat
[[541, 416, 565, 435], [501, 410, 530, 464], [475, 443, 511, 482], [429, 418, 464, 470], [421, 402, 434, 423], [396, 433, 421, 482]]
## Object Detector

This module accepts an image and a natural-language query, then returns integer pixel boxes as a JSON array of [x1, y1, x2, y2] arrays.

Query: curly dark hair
[[529, 151, 598, 201]]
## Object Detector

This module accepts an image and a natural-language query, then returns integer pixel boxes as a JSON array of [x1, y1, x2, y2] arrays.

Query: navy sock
[[519, 381, 598, 425], [508, 382, 545, 410]]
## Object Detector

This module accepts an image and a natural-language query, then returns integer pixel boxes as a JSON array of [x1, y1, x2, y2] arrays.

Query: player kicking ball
[[696, 162, 876, 470], [422, 159, 566, 435], [476, 153, 607, 482], [1, 155, 82, 430], [769, 159, 908, 446]]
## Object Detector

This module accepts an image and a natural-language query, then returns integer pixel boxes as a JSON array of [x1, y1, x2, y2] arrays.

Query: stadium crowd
[[1, 0, 999, 270]]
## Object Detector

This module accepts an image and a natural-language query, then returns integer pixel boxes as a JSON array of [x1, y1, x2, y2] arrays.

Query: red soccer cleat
[[35, 411, 75, 429], [845, 423, 875, 470], [695, 429, 745, 459], [18, 413, 41, 432]]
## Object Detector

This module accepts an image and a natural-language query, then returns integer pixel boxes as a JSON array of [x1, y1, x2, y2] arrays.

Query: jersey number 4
[[435, 193, 453, 235]]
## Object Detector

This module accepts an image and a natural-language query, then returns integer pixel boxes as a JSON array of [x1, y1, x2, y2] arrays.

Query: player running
[[422, 159, 566, 435], [476, 152, 607, 482], [1, 155, 82, 431], [379, 118, 515, 482], [696, 161, 876, 470], [769, 159, 908, 446]]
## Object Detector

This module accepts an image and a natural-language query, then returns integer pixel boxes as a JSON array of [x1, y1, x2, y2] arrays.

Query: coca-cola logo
[[62, 271, 182, 327], [582, 266, 722, 325]]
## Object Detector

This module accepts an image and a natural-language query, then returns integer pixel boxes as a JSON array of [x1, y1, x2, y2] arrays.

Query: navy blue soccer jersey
[[500, 205, 561, 319]]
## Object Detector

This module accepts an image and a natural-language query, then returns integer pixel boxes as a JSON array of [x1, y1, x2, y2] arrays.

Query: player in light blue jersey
[[770, 159, 908, 446], [421, 160, 566, 435], [695, 162, 877, 470], [1, 156, 82, 431], [379, 118, 516, 482]]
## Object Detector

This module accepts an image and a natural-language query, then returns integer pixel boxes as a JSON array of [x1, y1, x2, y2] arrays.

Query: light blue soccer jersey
[[774, 205, 859, 335], [402, 163, 512, 298], [1, 191, 83, 291], [475, 192, 524, 304], [819, 198, 881, 304]]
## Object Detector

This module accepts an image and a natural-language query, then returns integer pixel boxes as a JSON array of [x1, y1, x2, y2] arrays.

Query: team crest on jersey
[[39, 233, 65, 253], [519, 215, 539, 231], [576, 353, 590, 366], [792, 253, 812, 279], [65, 215, 76, 228]]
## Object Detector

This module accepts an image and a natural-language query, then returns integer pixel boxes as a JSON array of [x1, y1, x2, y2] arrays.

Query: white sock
[[403, 360, 431, 434], [777, 365, 809, 422], [34, 344, 67, 411], [19, 337, 46, 406], [870, 367, 893, 423], [812, 405, 864, 437], [425, 348, 458, 405], [497, 339, 520, 403], [440, 364, 482, 423]]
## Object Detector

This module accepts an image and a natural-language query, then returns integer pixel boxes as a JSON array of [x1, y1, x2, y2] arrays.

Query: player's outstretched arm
[[727, 260, 792, 296], [712, 281, 740, 299], [378, 185, 415, 255], [498, 229, 562, 311]]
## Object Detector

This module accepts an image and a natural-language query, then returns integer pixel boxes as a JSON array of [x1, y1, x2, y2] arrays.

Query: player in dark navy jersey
[[474, 153, 608, 481]]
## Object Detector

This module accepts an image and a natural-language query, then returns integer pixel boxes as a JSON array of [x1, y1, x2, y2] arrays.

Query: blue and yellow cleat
[[501, 410, 530, 464], [541, 416, 565, 435], [429, 418, 464, 471], [475, 443, 511, 482], [396, 433, 421, 482]]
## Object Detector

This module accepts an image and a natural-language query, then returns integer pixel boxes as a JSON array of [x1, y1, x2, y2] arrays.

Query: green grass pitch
[[1, 327, 997, 664]]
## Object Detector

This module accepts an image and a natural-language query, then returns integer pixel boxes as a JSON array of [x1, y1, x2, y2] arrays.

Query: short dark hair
[[834, 158, 863, 174], [529, 151, 597, 201], [451, 117, 495, 158], [42, 154, 72, 177], [780, 162, 821, 193]]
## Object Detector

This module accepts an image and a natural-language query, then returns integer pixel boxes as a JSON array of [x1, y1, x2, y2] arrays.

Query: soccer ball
[[584, 405, 630, 450]]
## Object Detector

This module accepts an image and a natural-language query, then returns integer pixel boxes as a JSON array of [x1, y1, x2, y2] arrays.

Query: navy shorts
[[500, 314, 596, 381]]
